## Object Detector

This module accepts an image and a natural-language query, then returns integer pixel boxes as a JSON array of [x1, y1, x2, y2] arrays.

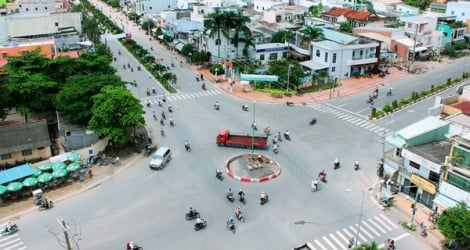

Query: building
[[321, 7, 381, 28], [0, 120, 52, 167], [301, 28, 381, 80], [446, 1, 470, 26]]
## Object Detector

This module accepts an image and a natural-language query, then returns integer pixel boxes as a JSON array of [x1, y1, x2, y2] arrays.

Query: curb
[[225, 164, 282, 183]]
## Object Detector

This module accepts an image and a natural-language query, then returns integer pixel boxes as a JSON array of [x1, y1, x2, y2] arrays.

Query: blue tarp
[[0, 164, 33, 185]]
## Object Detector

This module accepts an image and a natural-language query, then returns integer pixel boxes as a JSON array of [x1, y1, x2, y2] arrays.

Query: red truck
[[216, 129, 268, 148]]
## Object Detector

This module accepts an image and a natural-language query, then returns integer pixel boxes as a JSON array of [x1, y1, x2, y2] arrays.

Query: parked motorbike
[[1, 224, 18, 236], [185, 211, 200, 220], [194, 219, 207, 231]]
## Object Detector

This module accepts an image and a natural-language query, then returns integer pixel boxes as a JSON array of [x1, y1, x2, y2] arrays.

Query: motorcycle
[[1, 224, 18, 236], [152, 88, 156, 94], [309, 117, 317, 125], [226, 193, 235, 203], [385, 239, 396, 250], [214, 104, 220, 110], [146, 101, 151, 107], [194, 219, 207, 231], [137, 66, 141, 71], [185, 211, 200, 220], [153, 113, 157, 120], [334, 159, 340, 169], [242, 105, 248, 112], [260, 194, 269, 205], [286, 100, 294, 106], [38, 199, 53, 211], [170, 120, 174, 127], [216, 170, 224, 181], [284, 132, 290, 141], [318, 172, 327, 183], [202, 83, 206, 90], [264, 127, 271, 136], [273, 145, 279, 154], [251, 123, 257, 130], [354, 161, 360, 171], [196, 75, 200, 81], [235, 211, 245, 223], [160, 128, 165, 137], [238, 195, 246, 205], [168, 106, 173, 113], [311, 181, 320, 192], [226, 221, 236, 232]]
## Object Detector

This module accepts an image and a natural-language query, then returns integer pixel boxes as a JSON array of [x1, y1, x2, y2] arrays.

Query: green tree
[[128, 12, 141, 24], [181, 44, 196, 57], [192, 51, 209, 66], [141, 19, 155, 33], [267, 60, 305, 91], [204, 8, 225, 58], [240, 31, 256, 57], [271, 30, 295, 43], [308, 3, 323, 17], [231, 10, 251, 58], [89, 86, 145, 145], [340, 22, 353, 33], [437, 202, 470, 247], [352, 241, 384, 250], [55, 74, 124, 125], [82, 16, 103, 46], [300, 26, 324, 48], [107, 0, 119, 8]]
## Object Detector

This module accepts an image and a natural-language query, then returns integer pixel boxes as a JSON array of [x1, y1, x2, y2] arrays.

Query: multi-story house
[[399, 15, 443, 60], [394, 3, 419, 17], [262, 4, 307, 26], [321, 7, 381, 28], [446, 1, 470, 24], [301, 28, 381, 80]]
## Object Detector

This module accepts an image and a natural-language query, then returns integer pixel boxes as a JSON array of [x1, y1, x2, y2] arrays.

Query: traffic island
[[225, 153, 281, 183]]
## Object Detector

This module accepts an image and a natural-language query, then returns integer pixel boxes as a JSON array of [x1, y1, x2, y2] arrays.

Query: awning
[[175, 43, 184, 52], [157, 35, 164, 40], [300, 60, 328, 71], [385, 134, 406, 148], [433, 194, 459, 209], [0, 164, 33, 185], [412, 46, 428, 52], [288, 50, 309, 59]]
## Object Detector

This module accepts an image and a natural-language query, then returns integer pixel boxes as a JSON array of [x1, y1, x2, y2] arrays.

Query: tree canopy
[[267, 60, 305, 91], [271, 30, 295, 44], [340, 22, 353, 33], [89, 86, 145, 144], [437, 202, 470, 246]]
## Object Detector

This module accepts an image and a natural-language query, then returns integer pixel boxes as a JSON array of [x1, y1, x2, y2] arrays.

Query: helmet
[[130, 241, 134, 244]]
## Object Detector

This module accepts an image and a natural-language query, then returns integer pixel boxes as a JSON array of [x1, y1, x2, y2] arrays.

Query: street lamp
[[251, 100, 256, 158], [188, 52, 192, 64], [215, 68, 219, 82], [286, 64, 292, 93], [345, 189, 365, 248]]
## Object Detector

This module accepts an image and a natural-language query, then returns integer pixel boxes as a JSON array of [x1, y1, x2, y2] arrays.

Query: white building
[[301, 28, 380, 80], [446, 1, 470, 24], [401, 15, 443, 54]]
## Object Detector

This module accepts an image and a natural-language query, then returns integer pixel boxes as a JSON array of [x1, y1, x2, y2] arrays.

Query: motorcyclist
[[161, 111, 166, 119], [227, 188, 233, 198], [238, 190, 245, 201], [169, 116, 174, 126], [273, 144, 278, 153], [286, 99, 293, 105], [227, 217, 235, 229], [153, 110, 157, 120], [260, 191, 268, 202], [152, 87, 156, 94], [276, 132, 282, 141], [127, 241, 136, 250], [160, 127, 165, 136], [184, 140, 190, 151], [252, 123, 257, 130], [216, 169, 222, 176], [264, 127, 271, 135], [334, 158, 340, 168], [4, 221, 12, 232], [319, 169, 326, 180], [242, 104, 248, 111], [235, 206, 241, 216], [386, 239, 395, 249], [354, 160, 360, 170], [189, 207, 196, 217], [168, 103, 173, 112], [312, 178, 319, 191], [284, 130, 290, 140], [202, 82, 206, 90], [196, 217, 204, 226], [310, 116, 317, 124], [214, 101, 220, 109]]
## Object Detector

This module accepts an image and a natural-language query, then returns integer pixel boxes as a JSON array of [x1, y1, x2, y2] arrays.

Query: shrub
[[452, 77, 461, 83], [392, 100, 398, 109], [383, 104, 393, 113], [371, 107, 376, 117], [411, 91, 419, 100], [399, 99, 409, 106], [430, 85, 434, 91], [420, 90, 428, 97], [447, 78, 451, 85]]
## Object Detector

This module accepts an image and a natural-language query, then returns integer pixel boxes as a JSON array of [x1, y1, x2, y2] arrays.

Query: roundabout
[[224, 153, 282, 182]]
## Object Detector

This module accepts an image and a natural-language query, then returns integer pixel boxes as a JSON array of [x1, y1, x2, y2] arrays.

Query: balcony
[[347, 57, 377, 66]]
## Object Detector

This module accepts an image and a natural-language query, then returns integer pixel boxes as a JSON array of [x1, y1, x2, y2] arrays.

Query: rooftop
[[405, 140, 452, 164]]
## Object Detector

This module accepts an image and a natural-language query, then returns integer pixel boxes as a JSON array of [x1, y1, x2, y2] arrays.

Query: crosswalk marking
[[314, 239, 327, 250], [322, 236, 338, 250], [367, 218, 387, 234], [141, 90, 222, 105], [357, 223, 374, 240], [362, 221, 380, 236], [350, 225, 367, 242], [336, 230, 350, 245], [379, 214, 398, 229], [328, 233, 342, 249], [0, 233, 27, 250]]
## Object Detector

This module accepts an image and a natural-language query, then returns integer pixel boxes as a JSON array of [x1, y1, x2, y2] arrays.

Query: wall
[[0, 41, 54, 59], [439, 181, 470, 207], [0, 146, 52, 166], [390, 40, 409, 61]]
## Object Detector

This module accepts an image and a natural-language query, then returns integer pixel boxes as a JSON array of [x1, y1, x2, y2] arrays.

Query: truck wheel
[[218, 143, 224, 147]]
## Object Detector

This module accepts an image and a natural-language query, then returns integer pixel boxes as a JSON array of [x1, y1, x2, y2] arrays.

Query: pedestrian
[[428, 210, 434, 222]]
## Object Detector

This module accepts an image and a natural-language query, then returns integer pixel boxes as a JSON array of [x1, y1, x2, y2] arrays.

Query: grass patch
[[401, 222, 417, 231]]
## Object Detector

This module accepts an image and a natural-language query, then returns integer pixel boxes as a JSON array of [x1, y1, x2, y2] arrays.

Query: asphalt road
[[4, 2, 465, 249]]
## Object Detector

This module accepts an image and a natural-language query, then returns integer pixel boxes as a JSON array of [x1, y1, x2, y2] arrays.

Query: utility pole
[[409, 23, 419, 72], [57, 217, 72, 250]]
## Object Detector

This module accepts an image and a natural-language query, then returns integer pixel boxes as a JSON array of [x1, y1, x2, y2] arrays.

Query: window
[[260, 54, 265, 60], [1, 153, 11, 160], [332, 67, 336, 72], [409, 160, 420, 170], [22, 150, 32, 156], [269, 53, 278, 60], [2, 53, 7, 59], [332, 53, 337, 63], [352, 51, 355, 57], [282, 52, 287, 58], [149, 6, 152, 10], [451, 11, 454, 15], [408, 23, 412, 28], [428, 171, 440, 183], [448, 172, 470, 192], [45, 6, 48, 10], [360, 50, 363, 56], [324, 52, 328, 63], [316, 49, 320, 57]]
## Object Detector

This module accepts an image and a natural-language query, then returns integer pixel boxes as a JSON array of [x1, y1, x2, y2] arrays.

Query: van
[[149, 147, 171, 170]]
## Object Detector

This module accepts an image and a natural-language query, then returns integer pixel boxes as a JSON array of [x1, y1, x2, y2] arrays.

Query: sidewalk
[[382, 193, 446, 249], [196, 66, 410, 104]]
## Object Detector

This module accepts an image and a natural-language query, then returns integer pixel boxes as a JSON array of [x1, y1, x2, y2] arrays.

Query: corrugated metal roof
[[0, 163, 33, 185], [397, 116, 449, 140], [0, 119, 51, 155]]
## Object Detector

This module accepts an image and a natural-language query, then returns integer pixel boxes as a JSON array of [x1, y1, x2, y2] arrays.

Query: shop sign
[[411, 174, 436, 194]]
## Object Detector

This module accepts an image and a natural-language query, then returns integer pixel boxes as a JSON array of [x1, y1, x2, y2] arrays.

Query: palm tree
[[221, 10, 238, 59], [240, 29, 256, 58], [231, 10, 251, 58], [204, 8, 225, 59], [271, 30, 295, 44], [300, 26, 324, 48]]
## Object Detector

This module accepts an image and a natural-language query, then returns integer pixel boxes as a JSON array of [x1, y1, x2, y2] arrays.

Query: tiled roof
[[325, 7, 374, 22], [0, 119, 51, 155]]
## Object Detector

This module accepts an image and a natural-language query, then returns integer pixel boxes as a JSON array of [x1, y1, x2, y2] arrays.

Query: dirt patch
[[227, 153, 280, 180]]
